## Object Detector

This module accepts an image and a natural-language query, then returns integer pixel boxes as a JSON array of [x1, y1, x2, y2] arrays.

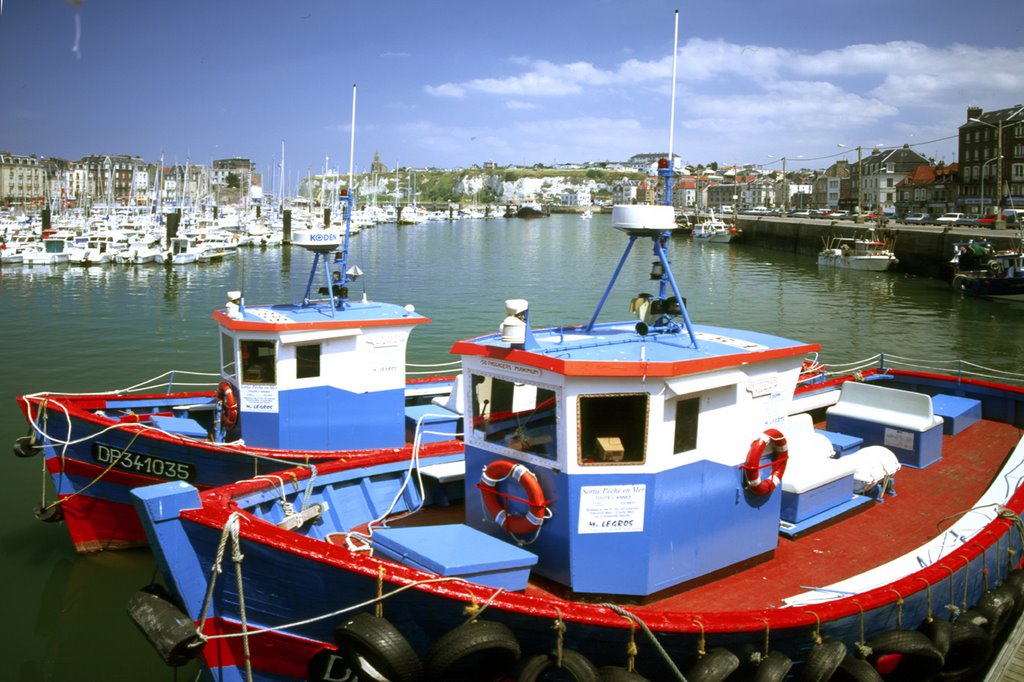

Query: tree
[[225, 172, 240, 189]]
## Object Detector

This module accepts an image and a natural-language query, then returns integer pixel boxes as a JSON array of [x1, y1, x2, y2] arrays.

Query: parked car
[[901, 212, 932, 224], [788, 209, 811, 218], [976, 214, 998, 225], [935, 212, 966, 225]]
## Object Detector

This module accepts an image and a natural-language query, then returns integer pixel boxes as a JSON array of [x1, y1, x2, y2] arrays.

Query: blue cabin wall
[[465, 445, 781, 596], [239, 384, 406, 450]]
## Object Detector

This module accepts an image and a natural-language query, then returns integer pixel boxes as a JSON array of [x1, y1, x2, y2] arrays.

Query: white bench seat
[[825, 381, 943, 468]]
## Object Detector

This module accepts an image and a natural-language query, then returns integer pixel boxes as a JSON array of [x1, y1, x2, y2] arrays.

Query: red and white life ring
[[217, 380, 239, 429], [742, 428, 788, 495], [479, 459, 548, 535]]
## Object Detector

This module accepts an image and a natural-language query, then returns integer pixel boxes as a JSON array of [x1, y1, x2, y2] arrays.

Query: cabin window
[[296, 344, 321, 379], [240, 340, 276, 384], [470, 373, 558, 459], [220, 333, 236, 379], [673, 397, 700, 453], [578, 393, 648, 465]]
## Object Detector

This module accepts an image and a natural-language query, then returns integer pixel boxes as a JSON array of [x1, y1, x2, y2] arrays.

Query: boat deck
[[401, 418, 1021, 611]]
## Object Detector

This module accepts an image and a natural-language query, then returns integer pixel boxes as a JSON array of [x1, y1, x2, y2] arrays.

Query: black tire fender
[[832, 654, 884, 681], [753, 650, 794, 682], [918, 618, 952, 659], [518, 649, 599, 682], [687, 647, 739, 682], [863, 629, 943, 681], [796, 638, 847, 682], [938, 620, 991, 682], [424, 619, 520, 682], [596, 665, 651, 681], [333, 612, 421, 682], [975, 586, 1016, 639], [13, 435, 39, 458]]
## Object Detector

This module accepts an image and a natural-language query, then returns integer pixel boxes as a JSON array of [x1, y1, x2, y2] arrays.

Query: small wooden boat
[[818, 236, 898, 271]]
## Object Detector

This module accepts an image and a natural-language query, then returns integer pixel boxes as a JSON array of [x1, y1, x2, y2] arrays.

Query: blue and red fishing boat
[[14, 180, 462, 553], [127, 189, 1024, 681]]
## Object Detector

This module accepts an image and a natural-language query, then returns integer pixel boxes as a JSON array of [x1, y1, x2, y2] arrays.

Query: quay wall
[[736, 217, 1022, 280]]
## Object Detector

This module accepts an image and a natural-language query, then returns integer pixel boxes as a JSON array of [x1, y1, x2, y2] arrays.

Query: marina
[[4, 211, 1024, 679]]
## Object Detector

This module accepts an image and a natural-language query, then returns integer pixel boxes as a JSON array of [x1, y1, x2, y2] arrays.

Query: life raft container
[[742, 429, 788, 495], [217, 380, 239, 429], [479, 459, 548, 535]]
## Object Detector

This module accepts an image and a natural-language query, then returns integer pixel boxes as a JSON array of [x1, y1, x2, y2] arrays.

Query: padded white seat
[[841, 445, 901, 494]]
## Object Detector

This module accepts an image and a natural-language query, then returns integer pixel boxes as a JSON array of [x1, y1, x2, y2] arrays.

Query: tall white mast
[[667, 9, 679, 179]]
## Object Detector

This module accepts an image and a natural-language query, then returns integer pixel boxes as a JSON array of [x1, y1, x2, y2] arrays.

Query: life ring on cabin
[[479, 459, 548, 534], [742, 429, 788, 495], [217, 380, 239, 429]]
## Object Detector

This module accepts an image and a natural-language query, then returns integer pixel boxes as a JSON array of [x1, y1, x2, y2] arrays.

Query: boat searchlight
[[500, 299, 530, 345], [225, 290, 243, 319]]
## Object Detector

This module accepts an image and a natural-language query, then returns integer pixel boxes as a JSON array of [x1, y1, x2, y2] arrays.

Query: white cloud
[[505, 100, 539, 110]]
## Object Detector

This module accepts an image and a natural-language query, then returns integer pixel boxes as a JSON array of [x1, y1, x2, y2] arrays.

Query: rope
[[853, 601, 871, 658], [375, 566, 385, 619], [887, 588, 904, 630], [915, 577, 934, 621], [553, 609, 566, 668], [596, 603, 686, 681], [229, 518, 253, 682], [804, 610, 823, 644]]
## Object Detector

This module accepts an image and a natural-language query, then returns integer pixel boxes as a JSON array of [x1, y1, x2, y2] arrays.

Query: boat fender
[[938, 620, 991, 681], [863, 629, 943, 681], [332, 612, 421, 682], [987, 259, 1004, 277], [595, 665, 651, 681], [306, 647, 356, 682], [975, 586, 1016, 640], [1000, 569, 1024, 616], [13, 434, 39, 458], [126, 584, 204, 667], [795, 637, 846, 682], [518, 649, 599, 682], [479, 459, 549, 535], [742, 429, 788, 496], [424, 619, 520, 681], [217, 380, 239, 429], [751, 650, 793, 682], [918, 618, 952, 659], [835, 654, 884, 681], [686, 647, 739, 682], [33, 503, 63, 523]]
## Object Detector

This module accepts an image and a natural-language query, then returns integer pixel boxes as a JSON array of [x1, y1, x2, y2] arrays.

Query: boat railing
[[407, 360, 461, 377], [823, 354, 1024, 387]]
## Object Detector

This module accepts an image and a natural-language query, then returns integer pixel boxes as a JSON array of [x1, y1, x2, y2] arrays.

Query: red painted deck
[[514, 419, 1021, 610]]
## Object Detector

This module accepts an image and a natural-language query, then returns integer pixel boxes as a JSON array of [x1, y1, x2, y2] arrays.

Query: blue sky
[[1, 0, 1021, 189]]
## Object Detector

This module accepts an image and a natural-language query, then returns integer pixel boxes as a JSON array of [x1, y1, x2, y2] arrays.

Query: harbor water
[[2, 212, 1022, 679]]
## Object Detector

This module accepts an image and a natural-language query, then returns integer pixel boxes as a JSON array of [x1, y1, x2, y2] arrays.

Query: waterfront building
[[71, 154, 149, 208], [895, 163, 959, 217], [0, 152, 46, 207], [612, 179, 639, 204], [857, 145, 931, 213], [958, 104, 1024, 217], [559, 188, 592, 207]]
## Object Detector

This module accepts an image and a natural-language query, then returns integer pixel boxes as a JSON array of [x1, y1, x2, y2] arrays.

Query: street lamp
[[969, 117, 1004, 225], [837, 144, 862, 222], [980, 156, 1001, 218]]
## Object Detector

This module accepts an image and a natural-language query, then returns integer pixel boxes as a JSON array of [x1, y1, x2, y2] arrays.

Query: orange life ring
[[479, 459, 548, 535], [217, 380, 239, 429], [742, 428, 788, 495]]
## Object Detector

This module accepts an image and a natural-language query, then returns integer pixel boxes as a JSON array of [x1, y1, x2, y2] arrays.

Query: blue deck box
[[372, 524, 537, 591], [814, 429, 864, 456], [780, 458, 856, 524], [825, 382, 943, 469], [149, 415, 209, 438], [931, 394, 982, 436], [405, 404, 461, 444]]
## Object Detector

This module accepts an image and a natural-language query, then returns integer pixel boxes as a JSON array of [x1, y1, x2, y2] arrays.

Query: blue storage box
[[405, 404, 461, 444], [780, 458, 856, 524], [815, 429, 863, 456], [372, 524, 537, 591], [931, 394, 982, 435], [150, 415, 208, 438]]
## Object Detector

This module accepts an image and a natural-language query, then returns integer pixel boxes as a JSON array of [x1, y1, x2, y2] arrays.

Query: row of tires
[[313, 569, 1024, 681]]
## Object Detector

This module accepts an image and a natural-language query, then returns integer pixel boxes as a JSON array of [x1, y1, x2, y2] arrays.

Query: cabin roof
[[452, 322, 818, 377], [214, 300, 430, 333]]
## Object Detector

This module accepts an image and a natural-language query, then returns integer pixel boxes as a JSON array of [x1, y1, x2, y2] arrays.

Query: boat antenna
[[337, 84, 357, 292], [665, 8, 678, 204]]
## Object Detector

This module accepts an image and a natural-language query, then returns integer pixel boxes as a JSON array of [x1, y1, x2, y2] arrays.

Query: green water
[[1, 213, 1020, 679]]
